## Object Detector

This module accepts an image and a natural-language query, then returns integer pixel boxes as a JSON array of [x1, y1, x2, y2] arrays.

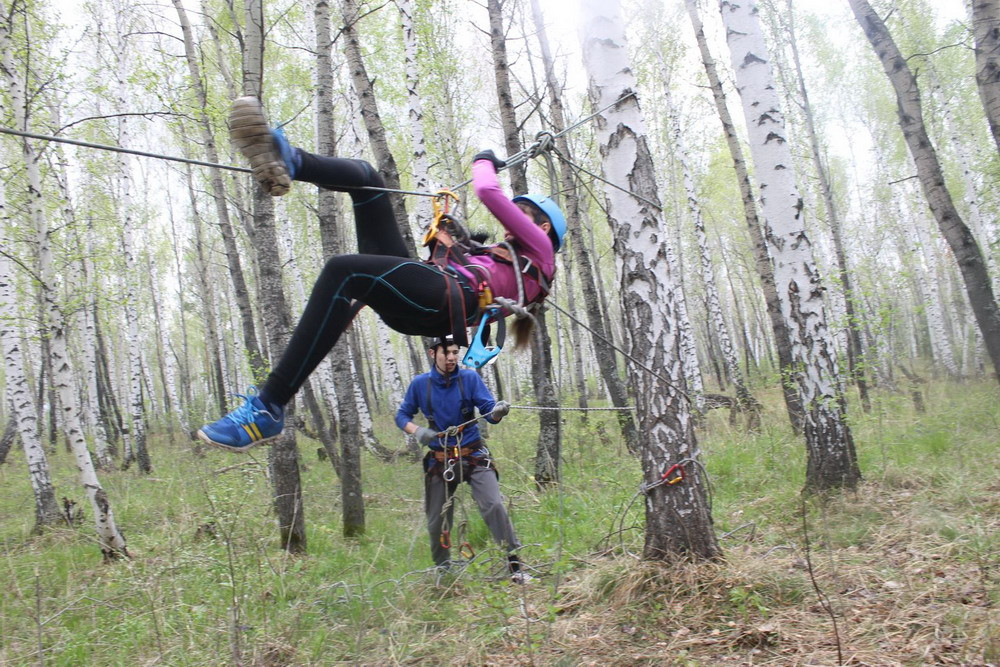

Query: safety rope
[[544, 298, 692, 403]]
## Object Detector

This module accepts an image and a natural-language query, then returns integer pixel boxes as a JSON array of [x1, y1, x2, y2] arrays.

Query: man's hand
[[491, 400, 511, 420], [414, 426, 439, 446], [473, 149, 506, 171]]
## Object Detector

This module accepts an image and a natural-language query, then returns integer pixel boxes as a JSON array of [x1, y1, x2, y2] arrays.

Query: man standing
[[396, 336, 529, 581]]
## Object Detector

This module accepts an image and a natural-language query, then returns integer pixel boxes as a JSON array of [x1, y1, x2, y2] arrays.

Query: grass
[[0, 379, 997, 665]]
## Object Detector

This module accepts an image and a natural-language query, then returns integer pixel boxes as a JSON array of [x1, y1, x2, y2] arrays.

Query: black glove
[[473, 149, 506, 171], [491, 400, 511, 420], [414, 426, 439, 446]]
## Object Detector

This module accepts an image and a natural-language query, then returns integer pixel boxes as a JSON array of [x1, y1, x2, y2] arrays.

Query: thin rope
[[553, 151, 663, 212], [0, 126, 254, 173], [544, 299, 692, 403], [508, 404, 635, 411], [0, 126, 441, 198]]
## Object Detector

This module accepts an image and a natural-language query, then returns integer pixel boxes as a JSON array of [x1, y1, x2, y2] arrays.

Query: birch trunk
[[972, 0, 1000, 153], [785, 0, 871, 412], [184, 165, 228, 417], [849, 0, 1000, 383], [242, 0, 307, 553], [486, 0, 561, 481], [1, 202, 61, 530], [339, 0, 414, 250], [663, 71, 757, 422], [530, 0, 639, 449], [172, 0, 267, 380], [581, 0, 720, 560], [910, 206, 960, 377], [487, 0, 527, 193], [0, 416, 15, 465], [114, 35, 150, 473], [721, 0, 860, 491], [685, 0, 805, 433], [398, 0, 433, 232], [315, 0, 364, 534], [0, 10, 129, 556]]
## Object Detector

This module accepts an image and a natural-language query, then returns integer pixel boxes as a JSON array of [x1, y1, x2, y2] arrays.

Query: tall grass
[[0, 379, 996, 664]]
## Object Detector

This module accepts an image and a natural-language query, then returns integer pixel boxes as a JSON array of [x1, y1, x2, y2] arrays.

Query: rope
[[0, 126, 443, 198], [543, 299, 692, 403], [508, 404, 635, 412]]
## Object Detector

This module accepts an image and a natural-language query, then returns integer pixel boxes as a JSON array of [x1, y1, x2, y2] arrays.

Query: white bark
[[115, 21, 149, 472], [1, 9, 128, 557], [581, 0, 719, 559], [720, 0, 858, 490], [663, 67, 752, 408], [398, 0, 433, 233], [1, 191, 61, 529]]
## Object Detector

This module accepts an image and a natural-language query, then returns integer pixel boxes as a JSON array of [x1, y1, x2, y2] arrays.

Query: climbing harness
[[421, 189, 554, 367]]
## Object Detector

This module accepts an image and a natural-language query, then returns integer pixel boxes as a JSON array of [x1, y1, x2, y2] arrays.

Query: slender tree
[[241, 0, 307, 552], [849, 0, 1000, 383], [720, 0, 860, 491], [685, 0, 805, 433], [1, 0, 129, 557], [581, 0, 720, 560], [1, 193, 61, 531], [972, 0, 1000, 153], [530, 0, 639, 451], [783, 0, 871, 411]]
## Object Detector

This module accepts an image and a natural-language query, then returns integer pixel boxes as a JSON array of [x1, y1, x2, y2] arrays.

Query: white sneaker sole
[[229, 96, 291, 196], [196, 428, 280, 453]]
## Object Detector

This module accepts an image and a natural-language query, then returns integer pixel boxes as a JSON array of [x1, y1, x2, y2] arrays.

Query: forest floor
[[0, 379, 997, 665]]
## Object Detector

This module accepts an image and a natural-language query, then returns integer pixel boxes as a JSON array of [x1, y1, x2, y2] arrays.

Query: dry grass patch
[[509, 481, 998, 666]]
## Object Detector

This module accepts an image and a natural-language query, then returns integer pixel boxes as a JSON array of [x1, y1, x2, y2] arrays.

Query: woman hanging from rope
[[197, 97, 566, 451]]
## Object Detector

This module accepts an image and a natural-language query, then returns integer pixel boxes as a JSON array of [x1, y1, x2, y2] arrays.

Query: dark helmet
[[428, 335, 457, 350]]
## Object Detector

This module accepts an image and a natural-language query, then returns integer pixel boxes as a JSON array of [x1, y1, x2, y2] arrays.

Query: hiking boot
[[196, 388, 284, 452], [229, 96, 295, 196]]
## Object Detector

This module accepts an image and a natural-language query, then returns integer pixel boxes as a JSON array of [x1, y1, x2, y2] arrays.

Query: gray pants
[[424, 460, 520, 566]]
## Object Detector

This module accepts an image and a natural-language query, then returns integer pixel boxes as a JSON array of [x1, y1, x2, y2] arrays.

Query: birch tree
[[685, 0, 805, 433], [720, 0, 860, 491], [1, 194, 61, 531], [530, 0, 639, 451], [663, 69, 757, 423], [972, 0, 1000, 153], [849, 0, 1000, 384], [783, 0, 871, 412], [485, 0, 561, 485], [1, 0, 129, 557], [241, 0, 307, 553], [113, 6, 151, 472], [339, 0, 414, 249], [580, 0, 720, 560]]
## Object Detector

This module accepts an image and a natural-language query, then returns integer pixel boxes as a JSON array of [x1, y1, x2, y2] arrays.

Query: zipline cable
[[0, 126, 441, 198]]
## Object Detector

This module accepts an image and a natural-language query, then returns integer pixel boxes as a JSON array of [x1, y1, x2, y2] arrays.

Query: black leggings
[[263, 152, 478, 406]]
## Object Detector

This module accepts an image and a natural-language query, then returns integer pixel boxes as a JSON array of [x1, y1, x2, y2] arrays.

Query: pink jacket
[[448, 160, 556, 308]]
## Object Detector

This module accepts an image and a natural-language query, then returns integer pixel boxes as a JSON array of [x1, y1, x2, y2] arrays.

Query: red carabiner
[[660, 463, 685, 485]]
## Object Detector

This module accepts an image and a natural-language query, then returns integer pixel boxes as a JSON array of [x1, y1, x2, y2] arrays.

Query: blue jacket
[[395, 366, 499, 448]]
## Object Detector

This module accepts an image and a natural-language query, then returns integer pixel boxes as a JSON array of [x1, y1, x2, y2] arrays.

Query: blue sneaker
[[229, 96, 296, 196], [196, 388, 284, 452]]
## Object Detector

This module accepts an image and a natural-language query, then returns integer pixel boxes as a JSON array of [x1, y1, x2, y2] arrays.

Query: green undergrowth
[[0, 379, 997, 664]]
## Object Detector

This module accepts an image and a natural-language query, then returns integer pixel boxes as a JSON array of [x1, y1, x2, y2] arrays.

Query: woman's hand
[[473, 149, 506, 171]]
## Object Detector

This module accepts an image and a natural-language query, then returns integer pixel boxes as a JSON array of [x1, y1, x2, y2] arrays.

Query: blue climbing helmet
[[512, 194, 567, 251]]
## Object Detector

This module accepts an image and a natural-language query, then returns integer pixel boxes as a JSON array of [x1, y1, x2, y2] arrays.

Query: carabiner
[[462, 307, 506, 369], [660, 463, 685, 485]]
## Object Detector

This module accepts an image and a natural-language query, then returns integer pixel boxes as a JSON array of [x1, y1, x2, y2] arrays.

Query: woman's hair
[[511, 315, 534, 349]]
